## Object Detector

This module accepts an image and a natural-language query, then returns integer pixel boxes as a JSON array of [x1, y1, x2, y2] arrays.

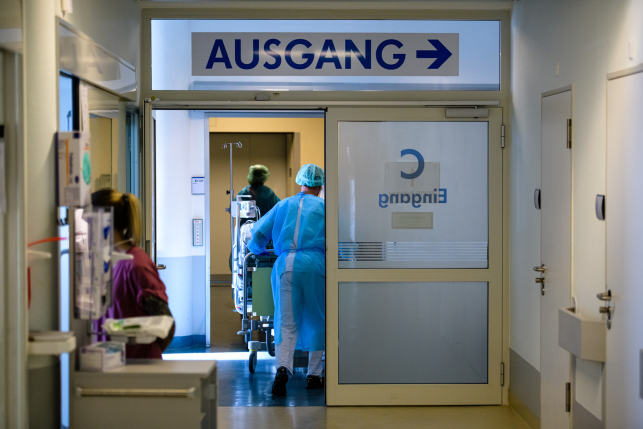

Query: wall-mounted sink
[[558, 307, 606, 362]]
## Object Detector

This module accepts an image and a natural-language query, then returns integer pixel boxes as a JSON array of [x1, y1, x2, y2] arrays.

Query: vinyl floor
[[163, 346, 325, 407], [217, 355, 325, 407], [165, 348, 531, 429], [218, 406, 532, 429]]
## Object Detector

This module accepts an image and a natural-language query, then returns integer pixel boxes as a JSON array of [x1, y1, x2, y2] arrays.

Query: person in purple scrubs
[[92, 189, 175, 359]]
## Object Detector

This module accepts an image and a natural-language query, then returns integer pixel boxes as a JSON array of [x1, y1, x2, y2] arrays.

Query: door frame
[[605, 63, 643, 428], [325, 107, 504, 405], [139, 3, 513, 405], [142, 102, 511, 405], [147, 110, 320, 348], [539, 86, 573, 428]]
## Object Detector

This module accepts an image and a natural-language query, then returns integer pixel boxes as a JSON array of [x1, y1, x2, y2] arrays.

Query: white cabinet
[[71, 360, 216, 429]]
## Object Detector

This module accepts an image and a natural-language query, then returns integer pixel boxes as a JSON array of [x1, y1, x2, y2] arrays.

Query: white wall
[[511, 0, 643, 420], [24, 0, 141, 345], [156, 109, 207, 342], [153, 18, 210, 345], [17, 1, 141, 427]]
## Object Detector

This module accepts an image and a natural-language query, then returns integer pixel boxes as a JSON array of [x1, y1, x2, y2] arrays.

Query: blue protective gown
[[248, 192, 325, 352]]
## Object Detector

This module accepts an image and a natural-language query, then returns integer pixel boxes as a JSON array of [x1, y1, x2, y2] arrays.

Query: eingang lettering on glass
[[380, 148, 445, 208]]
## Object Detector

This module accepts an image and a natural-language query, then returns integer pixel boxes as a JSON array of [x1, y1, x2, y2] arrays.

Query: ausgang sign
[[191, 33, 458, 77]]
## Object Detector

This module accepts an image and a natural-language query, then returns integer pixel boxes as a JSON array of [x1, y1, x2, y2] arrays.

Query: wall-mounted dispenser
[[57, 131, 91, 207]]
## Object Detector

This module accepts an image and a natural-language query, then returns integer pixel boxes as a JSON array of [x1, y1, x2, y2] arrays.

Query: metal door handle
[[596, 289, 612, 329], [533, 264, 546, 273], [535, 277, 545, 295], [156, 264, 166, 270]]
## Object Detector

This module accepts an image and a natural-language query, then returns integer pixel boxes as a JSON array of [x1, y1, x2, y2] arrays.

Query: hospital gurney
[[224, 142, 309, 373], [227, 191, 272, 373], [230, 197, 310, 373], [236, 250, 277, 373]]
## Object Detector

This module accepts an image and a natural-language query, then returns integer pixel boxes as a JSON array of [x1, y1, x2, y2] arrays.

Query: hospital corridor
[[1, 0, 643, 428]]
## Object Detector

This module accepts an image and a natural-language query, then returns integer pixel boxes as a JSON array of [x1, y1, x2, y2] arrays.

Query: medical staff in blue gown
[[248, 164, 325, 396]]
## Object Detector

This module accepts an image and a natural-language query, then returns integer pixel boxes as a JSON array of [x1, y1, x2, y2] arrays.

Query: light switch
[[193, 219, 203, 246]]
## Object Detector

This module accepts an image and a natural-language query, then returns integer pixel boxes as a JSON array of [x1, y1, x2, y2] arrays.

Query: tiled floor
[[218, 406, 531, 429]]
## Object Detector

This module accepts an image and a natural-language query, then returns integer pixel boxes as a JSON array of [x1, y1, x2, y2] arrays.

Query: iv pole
[[223, 142, 242, 264]]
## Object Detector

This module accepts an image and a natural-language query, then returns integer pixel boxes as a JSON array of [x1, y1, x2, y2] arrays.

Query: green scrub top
[[229, 184, 280, 271], [237, 184, 280, 219]]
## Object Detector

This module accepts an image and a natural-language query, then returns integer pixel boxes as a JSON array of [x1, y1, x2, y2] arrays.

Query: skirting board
[[167, 335, 206, 350], [572, 400, 603, 429], [509, 348, 541, 418], [509, 390, 540, 429]]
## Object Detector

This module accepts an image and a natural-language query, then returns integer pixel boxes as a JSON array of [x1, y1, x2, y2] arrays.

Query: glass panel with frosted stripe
[[338, 121, 488, 269]]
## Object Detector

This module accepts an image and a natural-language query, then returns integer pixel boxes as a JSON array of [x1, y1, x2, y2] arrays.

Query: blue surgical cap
[[295, 164, 324, 187]]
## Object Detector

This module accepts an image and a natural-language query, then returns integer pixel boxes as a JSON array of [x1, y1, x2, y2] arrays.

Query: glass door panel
[[339, 281, 488, 384], [325, 107, 503, 406], [338, 121, 488, 269]]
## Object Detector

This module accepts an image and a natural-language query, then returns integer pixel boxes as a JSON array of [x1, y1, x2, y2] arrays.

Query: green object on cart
[[252, 267, 274, 317]]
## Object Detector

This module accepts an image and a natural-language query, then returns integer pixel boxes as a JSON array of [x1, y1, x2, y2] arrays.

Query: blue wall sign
[[191, 33, 459, 77]]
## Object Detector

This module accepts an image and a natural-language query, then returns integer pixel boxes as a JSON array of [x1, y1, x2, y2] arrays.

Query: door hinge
[[566, 119, 572, 149], [501, 363, 505, 386], [501, 125, 506, 149], [565, 382, 571, 412]]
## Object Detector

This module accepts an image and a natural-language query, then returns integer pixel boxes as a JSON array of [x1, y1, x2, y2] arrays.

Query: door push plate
[[534, 189, 541, 210], [596, 195, 605, 220]]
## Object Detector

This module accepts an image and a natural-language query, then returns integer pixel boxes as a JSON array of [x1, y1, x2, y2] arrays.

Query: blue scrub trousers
[[275, 271, 324, 377]]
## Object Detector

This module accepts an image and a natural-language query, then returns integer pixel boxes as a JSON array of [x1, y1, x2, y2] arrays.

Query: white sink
[[558, 307, 606, 362]]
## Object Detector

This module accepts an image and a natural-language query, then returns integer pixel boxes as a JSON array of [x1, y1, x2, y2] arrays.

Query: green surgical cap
[[295, 164, 324, 187], [247, 165, 270, 185]]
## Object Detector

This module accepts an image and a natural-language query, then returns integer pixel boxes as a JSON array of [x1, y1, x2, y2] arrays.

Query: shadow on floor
[[217, 357, 325, 407], [163, 346, 325, 407]]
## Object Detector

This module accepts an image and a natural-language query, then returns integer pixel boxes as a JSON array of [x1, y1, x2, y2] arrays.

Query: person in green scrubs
[[237, 165, 280, 220], [230, 165, 280, 271]]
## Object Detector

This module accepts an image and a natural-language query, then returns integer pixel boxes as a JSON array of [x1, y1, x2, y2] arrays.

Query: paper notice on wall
[[0, 138, 6, 214], [191, 177, 205, 195], [80, 83, 89, 132]]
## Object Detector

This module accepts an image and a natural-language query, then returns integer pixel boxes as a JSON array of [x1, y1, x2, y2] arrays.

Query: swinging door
[[325, 107, 503, 405]]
